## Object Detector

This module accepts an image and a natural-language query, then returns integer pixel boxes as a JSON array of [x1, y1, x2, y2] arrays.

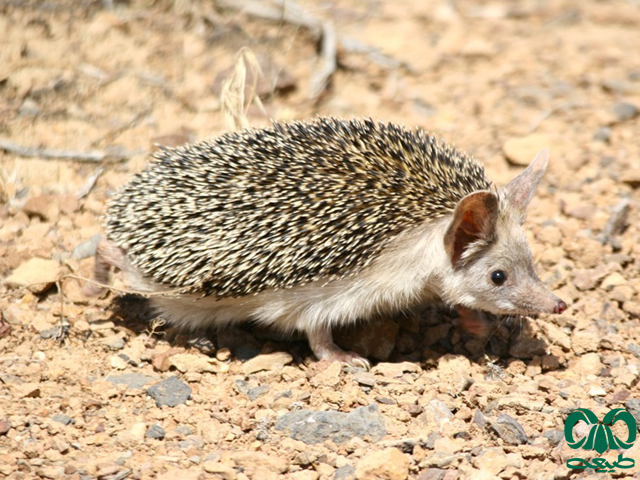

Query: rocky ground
[[2, 0, 640, 479]]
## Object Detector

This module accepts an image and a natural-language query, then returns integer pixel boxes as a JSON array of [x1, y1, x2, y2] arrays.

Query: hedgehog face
[[443, 215, 564, 315], [441, 150, 566, 316]]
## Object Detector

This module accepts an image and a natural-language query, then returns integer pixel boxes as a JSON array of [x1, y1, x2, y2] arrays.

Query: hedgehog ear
[[501, 149, 549, 215], [444, 191, 499, 268]]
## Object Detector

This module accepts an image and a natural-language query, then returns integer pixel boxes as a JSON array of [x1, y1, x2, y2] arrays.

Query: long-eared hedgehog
[[90, 117, 566, 367]]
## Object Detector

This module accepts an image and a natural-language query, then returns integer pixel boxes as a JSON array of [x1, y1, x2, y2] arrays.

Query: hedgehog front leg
[[307, 326, 371, 370], [457, 307, 490, 338]]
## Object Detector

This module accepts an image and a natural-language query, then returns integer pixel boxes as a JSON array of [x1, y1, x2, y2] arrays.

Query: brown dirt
[[2, 1, 640, 479]]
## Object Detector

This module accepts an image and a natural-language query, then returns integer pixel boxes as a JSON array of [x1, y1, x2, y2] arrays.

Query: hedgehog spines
[[104, 117, 490, 298]]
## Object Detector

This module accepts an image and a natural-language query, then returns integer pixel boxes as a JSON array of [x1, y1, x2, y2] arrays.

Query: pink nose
[[554, 300, 567, 314]]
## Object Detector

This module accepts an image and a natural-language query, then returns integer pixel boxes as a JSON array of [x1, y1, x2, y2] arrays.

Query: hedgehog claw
[[322, 350, 371, 370], [350, 355, 371, 371], [308, 328, 371, 370]]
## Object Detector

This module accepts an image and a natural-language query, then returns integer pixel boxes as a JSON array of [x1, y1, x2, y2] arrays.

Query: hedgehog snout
[[554, 299, 567, 314]]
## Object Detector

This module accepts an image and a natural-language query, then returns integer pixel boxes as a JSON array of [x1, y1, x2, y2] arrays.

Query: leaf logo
[[603, 409, 637, 450], [565, 408, 637, 455]]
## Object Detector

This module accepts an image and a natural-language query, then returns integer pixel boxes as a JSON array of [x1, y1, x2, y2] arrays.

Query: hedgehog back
[[105, 118, 490, 297]]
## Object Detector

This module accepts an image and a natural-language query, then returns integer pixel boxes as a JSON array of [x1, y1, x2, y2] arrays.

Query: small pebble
[[593, 126, 611, 142], [216, 347, 232, 361], [146, 376, 192, 407], [175, 425, 194, 437], [40, 326, 66, 340], [352, 371, 376, 387], [417, 469, 447, 480], [542, 429, 564, 446], [107, 373, 157, 389], [612, 101, 639, 121], [179, 436, 204, 449], [502, 134, 551, 166], [71, 234, 101, 260], [275, 403, 386, 445], [355, 448, 409, 480], [490, 414, 528, 445], [103, 335, 126, 350], [234, 379, 250, 395], [5, 258, 60, 294], [19, 98, 41, 117], [247, 385, 270, 401], [242, 352, 293, 374], [110, 355, 128, 370], [334, 464, 355, 480], [52, 414, 74, 426], [424, 432, 442, 450], [628, 344, 640, 358], [0, 418, 11, 435], [625, 399, 640, 429], [146, 424, 166, 440]]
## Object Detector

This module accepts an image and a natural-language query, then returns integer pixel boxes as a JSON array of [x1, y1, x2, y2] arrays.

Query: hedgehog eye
[[490, 270, 507, 286]]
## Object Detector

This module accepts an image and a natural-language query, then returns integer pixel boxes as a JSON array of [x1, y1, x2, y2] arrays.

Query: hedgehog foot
[[457, 307, 489, 338], [307, 327, 371, 370], [327, 350, 371, 370]]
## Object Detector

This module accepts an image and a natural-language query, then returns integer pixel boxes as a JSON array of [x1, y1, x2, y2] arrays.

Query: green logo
[[565, 408, 637, 472]]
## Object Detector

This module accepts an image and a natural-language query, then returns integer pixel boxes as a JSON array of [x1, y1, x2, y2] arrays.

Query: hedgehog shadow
[[107, 295, 551, 368], [108, 294, 311, 365]]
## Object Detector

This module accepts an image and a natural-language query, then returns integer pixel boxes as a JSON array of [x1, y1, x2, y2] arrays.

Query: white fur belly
[[134, 217, 450, 334], [150, 274, 413, 334]]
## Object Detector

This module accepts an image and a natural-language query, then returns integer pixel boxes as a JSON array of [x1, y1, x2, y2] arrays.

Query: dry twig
[[91, 108, 152, 147], [217, 0, 409, 99], [309, 21, 337, 100], [0, 137, 140, 163], [76, 167, 104, 199], [0, 273, 191, 302]]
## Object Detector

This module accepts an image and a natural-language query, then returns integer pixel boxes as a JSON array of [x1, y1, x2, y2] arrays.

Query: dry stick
[[1, 273, 190, 343], [0, 138, 140, 163], [338, 36, 409, 71], [61, 274, 192, 299], [0, 274, 191, 302], [91, 107, 152, 148], [218, 0, 322, 36], [76, 167, 104, 199], [309, 21, 337, 100], [222, 0, 333, 99], [55, 278, 70, 344], [218, 0, 410, 98], [217, 0, 334, 99], [0, 357, 46, 365], [529, 101, 587, 133]]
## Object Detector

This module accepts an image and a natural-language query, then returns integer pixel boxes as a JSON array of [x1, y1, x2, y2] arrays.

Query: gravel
[[275, 403, 387, 444], [146, 376, 192, 407]]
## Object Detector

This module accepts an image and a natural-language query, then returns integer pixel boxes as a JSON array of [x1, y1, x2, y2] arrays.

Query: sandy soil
[[2, 0, 640, 479]]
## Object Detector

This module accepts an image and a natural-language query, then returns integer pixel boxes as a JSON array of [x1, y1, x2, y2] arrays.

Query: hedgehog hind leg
[[84, 239, 127, 296], [307, 326, 371, 370]]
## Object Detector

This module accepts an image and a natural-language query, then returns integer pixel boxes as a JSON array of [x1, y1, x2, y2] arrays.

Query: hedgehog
[[89, 117, 566, 368]]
